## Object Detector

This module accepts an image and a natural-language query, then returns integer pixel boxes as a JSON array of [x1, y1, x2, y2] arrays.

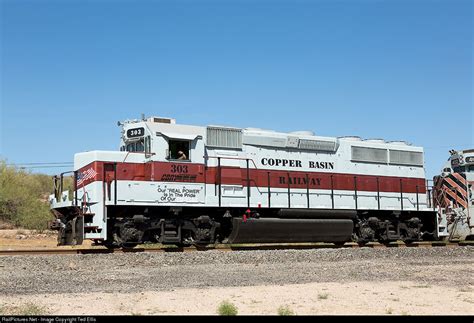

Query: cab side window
[[168, 140, 190, 161], [145, 136, 151, 155]]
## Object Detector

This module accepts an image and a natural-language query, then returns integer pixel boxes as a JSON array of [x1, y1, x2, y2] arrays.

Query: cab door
[[103, 163, 116, 204], [156, 136, 206, 205]]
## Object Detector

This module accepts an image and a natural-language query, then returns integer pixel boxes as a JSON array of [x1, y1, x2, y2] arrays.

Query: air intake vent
[[389, 150, 423, 166], [147, 117, 176, 124], [299, 139, 338, 152], [352, 146, 387, 164], [207, 126, 242, 149]]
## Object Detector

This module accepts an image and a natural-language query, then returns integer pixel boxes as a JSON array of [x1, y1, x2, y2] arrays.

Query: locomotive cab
[[119, 117, 202, 162]]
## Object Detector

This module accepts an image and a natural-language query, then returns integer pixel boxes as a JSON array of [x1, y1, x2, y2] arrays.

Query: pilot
[[177, 150, 187, 160]]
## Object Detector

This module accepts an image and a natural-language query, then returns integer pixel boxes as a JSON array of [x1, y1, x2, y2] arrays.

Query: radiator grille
[[351, 146, 388, 163], [389, 150, 423, 166], [206, 126, 242, 149], [299, 139, 338, 152]]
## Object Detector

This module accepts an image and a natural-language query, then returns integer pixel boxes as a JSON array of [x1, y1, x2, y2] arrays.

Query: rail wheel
[[121, 243, 138, 249], [103, 241, 119, 250]]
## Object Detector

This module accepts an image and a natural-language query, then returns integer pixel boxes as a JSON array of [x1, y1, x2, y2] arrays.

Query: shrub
[[318, 293, 329, 300], [277, 305, 295, 316], [0, 160, 59, 230], [217, 301, 238, 316]]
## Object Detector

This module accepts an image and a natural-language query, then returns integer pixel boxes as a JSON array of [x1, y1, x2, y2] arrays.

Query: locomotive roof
[[121, 116, 422, 151]]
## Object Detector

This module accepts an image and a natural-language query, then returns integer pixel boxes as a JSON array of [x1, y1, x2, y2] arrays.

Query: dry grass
[[0, 302, 48, 315]]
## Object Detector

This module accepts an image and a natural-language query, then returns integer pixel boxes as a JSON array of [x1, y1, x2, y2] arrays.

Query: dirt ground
[[0, 229, 472, 316], [0, 229, 93, 250], [1, 281, 473, 316]]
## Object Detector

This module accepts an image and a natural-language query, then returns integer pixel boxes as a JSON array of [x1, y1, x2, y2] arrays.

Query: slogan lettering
[[157, 185, 204, 203]]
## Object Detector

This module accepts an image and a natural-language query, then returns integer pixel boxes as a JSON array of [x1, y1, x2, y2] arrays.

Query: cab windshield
[[121, 136, 151, 153], [121, 139, 144, 152]]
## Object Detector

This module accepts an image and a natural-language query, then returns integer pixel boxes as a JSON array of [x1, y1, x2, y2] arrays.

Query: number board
[[127, 127, 145, 138]]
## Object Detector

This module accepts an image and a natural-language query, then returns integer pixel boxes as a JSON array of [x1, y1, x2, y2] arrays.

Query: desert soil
[[0, 229, 92, 250], [0, 229, 472, 316]]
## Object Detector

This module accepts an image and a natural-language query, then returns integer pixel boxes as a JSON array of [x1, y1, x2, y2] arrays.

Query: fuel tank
[[226, 217, 354, 243]]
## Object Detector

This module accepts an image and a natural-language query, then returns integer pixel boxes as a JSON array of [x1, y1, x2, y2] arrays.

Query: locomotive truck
[[50, 115, 459, 248]]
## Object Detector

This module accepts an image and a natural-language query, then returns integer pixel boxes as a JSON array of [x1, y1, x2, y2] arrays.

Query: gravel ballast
[[0, 247, 472, 295]]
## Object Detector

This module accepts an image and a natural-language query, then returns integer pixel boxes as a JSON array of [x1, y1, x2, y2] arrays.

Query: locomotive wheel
[[352, 231, 370, 245], [194, 242, 210, 249], [58, 220, 75, 245], [111, 231, 139, 249], [400, 231, 414, 244], [103, 240, 120, 249], [57, 226, 66, 245], [121, 243, 138, 249], [175, 242, 192, 248]]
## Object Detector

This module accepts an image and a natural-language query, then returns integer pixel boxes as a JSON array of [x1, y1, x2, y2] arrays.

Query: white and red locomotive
[[50, 116, 439, 247], [433, 149, 474, 241]]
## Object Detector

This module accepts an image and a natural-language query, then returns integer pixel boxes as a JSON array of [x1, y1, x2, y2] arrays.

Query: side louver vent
[[389, 150, 423, 166], [299, 139, 338, 152], [206, 126, 243, 149], [352, 146, 388, 164]]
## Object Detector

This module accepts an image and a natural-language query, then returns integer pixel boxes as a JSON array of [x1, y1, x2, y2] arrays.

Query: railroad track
[[0, 241, 473, 256]]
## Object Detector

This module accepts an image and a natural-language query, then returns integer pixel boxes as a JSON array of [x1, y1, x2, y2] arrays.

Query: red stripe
[[76, 161, 427, 194], [452, 172, 467, 184], [444, 189, 468, 208], [444, 177, 467, 196]]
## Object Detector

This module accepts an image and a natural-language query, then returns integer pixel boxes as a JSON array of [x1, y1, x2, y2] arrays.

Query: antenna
[[141, 113, 145, 121]]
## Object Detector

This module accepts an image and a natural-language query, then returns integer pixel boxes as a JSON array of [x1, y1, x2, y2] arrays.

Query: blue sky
[[0, 0, 472, 179]]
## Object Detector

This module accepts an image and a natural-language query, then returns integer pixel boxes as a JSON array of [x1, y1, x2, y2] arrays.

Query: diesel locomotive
[[49, 116, 472, 247]]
